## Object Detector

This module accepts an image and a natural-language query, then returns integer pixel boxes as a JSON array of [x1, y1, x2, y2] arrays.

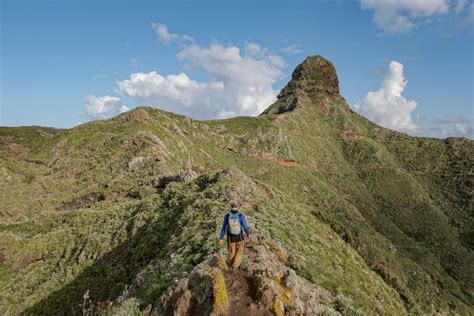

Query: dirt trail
[[273, 159, 301, 167], [223, 268, 271, 316], [262, 157, 302, 167], [222, 206, 272, 316]]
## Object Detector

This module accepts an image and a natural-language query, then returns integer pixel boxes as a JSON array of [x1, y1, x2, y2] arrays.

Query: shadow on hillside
[[23, 205, 183, 315]]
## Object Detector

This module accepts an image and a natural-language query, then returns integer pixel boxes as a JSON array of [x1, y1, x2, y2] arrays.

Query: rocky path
[[223, 268, 271, 316], [153, 170, 336, 315]]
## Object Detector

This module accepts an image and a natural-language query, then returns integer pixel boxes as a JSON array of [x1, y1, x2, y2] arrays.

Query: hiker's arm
[[220, 214, 228, 241], [241, 214, 250, 237]]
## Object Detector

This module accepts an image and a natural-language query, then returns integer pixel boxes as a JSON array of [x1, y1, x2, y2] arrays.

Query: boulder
[[153, 264, 218, 316], [152, 170, 198, 188], [56, 192, 105, 212], [127, 156, 145, 172]]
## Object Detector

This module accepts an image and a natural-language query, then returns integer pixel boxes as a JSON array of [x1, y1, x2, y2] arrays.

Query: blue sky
[[1, 0, 473, 138]]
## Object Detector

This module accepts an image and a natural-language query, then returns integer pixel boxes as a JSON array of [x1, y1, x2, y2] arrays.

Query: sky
[[1, 0, 473, 138]]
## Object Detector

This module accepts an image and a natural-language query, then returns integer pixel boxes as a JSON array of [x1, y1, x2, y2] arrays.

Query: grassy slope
[[0, 90, 472, 314]]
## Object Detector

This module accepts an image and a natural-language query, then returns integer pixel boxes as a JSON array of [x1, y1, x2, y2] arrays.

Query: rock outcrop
[[279, 55, 339, 97], [152, 170, 199, 188], [261, 55, 340, 115], [112, 107, 150, 123], [153, 235, 338, 316]]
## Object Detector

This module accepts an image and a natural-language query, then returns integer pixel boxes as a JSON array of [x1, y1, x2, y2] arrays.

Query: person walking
[[219, 200, 250, 269]]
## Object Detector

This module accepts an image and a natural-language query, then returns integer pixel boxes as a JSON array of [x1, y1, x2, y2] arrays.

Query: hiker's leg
[[227, 241, 236, 266], [232, 241, 245, 269]]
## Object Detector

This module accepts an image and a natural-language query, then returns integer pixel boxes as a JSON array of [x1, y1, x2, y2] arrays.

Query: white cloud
[[85, 23, 285, 121], [355, 62, 474, 139], [434, 115, 469, 124], [433, 115, 474, 137], [116, 41, 285, 119], [354, 61, 419, 133], [455, 122, 469, 133], [360, 0, 451, 33], [84, 95, 129, 120], [244, 42, 265, 57], [152, 22, 193, 45], [152, 23, 179, 44], [117, 71, 224, 118], [279, 44, 303, 54]]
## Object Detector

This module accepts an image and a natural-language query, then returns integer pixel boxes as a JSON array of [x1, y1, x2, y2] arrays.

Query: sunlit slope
[[0, 56, 472, 314]]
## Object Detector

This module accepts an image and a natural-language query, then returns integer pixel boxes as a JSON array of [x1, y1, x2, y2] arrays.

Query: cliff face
[[0, 56, 472, 315]]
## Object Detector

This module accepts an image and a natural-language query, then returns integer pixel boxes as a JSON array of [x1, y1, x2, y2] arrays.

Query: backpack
[[227, 212, 241, 235]]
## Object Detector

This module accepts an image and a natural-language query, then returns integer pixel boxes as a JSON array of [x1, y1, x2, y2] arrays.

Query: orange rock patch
[[274, 160, 301, 167]]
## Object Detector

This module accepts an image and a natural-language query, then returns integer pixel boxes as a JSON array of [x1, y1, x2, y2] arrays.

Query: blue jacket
[[220, 210, 250, 240]]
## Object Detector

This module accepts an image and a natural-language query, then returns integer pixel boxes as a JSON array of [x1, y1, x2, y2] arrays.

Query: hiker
[[219, 200, 250, 269]]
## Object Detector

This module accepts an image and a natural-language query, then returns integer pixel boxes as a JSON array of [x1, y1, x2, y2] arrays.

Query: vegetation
[[0, 56, 472, 314]]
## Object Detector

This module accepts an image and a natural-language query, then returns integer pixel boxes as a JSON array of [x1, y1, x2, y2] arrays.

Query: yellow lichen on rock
[[209, 254, 228, 270], [217, 254, 228, 270], [273, 298, 285, 316], [211, 269, 229, 315], [275, 276, 294, 305]]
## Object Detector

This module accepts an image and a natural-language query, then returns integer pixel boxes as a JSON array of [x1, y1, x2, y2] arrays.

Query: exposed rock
[[6, 143, 29, 156], [153, 264, 216, 316], [211, 269, 229, 315], [196, 167, 268, 209], [123, 132, 168, 163], [3, 54, 473, 316], [155, 236, 337, 316], [247, 240, 337, 315], [56, 192, 105, 212], [37, 129, 55, 139], [127, 156, 145, 172], [143, 304, 153, 316], [180, 169, 199, 183], [112, 108, 150, 123], [123, 131, 163, 148], [282, 55, 339, 97], [152, 170, 198, 188], [261, 55, 340, 115]]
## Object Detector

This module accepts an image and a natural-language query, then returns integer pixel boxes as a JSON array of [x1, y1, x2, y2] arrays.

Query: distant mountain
[[1, 56, 472, 315]]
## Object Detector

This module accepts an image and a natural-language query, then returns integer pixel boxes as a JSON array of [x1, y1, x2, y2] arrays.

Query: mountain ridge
[[0, 55, 472, 315]]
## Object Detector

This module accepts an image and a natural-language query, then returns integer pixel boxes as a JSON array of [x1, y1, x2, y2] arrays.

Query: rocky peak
[[261, 55, 341, 115], [279, 55, 339, 98]]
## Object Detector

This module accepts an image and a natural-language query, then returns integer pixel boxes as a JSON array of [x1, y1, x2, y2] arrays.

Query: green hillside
[[1, 56, 472, 315]]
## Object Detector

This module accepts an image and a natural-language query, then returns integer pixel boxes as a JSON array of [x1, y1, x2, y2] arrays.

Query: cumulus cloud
[[116, 71, 225, 118], [116, 40, 285, 119], [84, 23, 286, 121], [84, 95, 129, 120], [152, 22, 193, 45], [360, 0, 452, 33], [354, 61, 419, 133], [244, 42, 265, 57], [355, 62, 473, 139]]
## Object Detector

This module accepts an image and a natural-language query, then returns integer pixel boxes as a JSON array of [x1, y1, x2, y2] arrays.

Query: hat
[[230, 200, 238, 207]]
